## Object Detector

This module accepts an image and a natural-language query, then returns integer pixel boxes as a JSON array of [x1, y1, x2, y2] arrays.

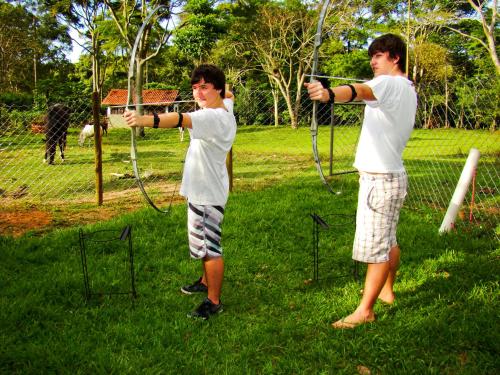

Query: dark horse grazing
[[44, 104, 71, 164]]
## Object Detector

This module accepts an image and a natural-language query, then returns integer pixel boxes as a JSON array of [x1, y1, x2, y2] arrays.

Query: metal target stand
[[78, 225, 136, 302], [310, 213, 360, 282]]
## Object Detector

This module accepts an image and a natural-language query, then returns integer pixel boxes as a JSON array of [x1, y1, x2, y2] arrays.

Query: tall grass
[[1, 171, 498, 373]]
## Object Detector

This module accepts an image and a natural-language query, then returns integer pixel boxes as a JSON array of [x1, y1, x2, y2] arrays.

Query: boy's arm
[[305, 82, 376, 103], [124, 110, 192, 129]]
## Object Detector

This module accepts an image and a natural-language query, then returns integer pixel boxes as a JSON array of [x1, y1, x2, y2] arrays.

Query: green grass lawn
[[1, 125, 499, 373], [1, 170, 499, 373]]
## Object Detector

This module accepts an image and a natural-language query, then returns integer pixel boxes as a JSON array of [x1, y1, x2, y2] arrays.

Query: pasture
[[0, 125, 498, 237], [0, 125, 499, 374]]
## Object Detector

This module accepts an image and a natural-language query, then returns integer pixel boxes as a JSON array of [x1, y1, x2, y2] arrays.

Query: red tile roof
[[102, 89, 179, 106]]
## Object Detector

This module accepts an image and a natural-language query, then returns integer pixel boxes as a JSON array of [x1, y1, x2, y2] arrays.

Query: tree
[[174, 0, 227, 65], [397, 0, 499, 75], [0, 2, 38, 92], [208, 0, 266, 86], [43, 0, 111, 94], [0, 1, 71, 94], [233, 0, 317, 128], [444, 0, 499, 75], [102, 0, 182, 136], [147, 45, 194, 89], [237, 0, 364, 128]]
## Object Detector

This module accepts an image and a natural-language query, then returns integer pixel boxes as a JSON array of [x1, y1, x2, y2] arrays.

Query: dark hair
[[368, 33, 407, 73], [190, 64, 226, 98]]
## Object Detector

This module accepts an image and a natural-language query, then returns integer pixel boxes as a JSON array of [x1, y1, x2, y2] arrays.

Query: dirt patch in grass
[[0, 187, 184, 238], [0, 209, 53, 237]]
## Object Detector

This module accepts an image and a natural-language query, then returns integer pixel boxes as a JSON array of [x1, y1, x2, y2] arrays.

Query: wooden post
[[92, 91, 103, 205]]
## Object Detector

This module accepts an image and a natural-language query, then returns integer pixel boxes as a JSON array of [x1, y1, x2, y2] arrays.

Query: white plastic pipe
[[439, 148, 480, 233]]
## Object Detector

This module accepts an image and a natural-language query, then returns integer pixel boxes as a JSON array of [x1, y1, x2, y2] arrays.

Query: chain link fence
[[0, 78, 498, 237], [232, 79, 498, 231]]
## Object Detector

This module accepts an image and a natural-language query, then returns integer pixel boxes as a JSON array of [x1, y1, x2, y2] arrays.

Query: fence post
[[92, 91, 103, 205]]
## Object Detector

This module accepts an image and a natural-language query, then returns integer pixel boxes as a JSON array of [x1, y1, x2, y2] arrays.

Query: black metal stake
[[78, 225, 137, 302], [310, 213, 330, 282], [310, 213, 359, 283], [79, 229, 91, 301], [121, 225, 137, 299]]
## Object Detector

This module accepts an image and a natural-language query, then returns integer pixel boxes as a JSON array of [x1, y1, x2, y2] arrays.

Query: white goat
[[78, 124, 95, 147], [78, 120, 108, 147]]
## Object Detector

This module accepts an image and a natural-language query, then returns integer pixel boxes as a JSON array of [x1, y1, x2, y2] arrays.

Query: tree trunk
[[426, 102, 434, 129], [285, 96, 298, 129], [279, 85, 297, 129], [272, 89, 280, 127], [444, 73, 449, 128], [293, 85, 303, 128]]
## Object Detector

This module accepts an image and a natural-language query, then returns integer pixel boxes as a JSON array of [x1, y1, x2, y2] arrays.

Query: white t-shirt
[[353, 75, 417, 173], [179, 98, 236, 205]]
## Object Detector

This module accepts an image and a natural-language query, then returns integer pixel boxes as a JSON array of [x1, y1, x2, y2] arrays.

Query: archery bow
[[128, 5, 176, 214], [310, 0, 335, 194]]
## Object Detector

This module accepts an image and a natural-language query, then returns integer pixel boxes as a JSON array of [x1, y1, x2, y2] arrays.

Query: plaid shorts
[[353, 172, 407, 263], [187, 202, 225, 259]]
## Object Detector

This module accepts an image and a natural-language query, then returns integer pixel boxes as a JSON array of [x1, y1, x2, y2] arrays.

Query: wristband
[[153, 113, 160, 128], [176, 113, 183, 128], [326, 88, 335, 103], [345, 84, 357, 103]]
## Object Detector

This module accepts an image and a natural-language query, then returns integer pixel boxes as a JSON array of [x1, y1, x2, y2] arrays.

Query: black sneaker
[[181, 277, 208, 295], [187, 298, 223, 320]]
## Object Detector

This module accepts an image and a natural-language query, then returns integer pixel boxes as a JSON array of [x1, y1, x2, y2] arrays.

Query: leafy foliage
[[0, 92, 34, 108], [174, 0, 228, 63], [0, 1, 71, 92], [1, 0, 497, 131]]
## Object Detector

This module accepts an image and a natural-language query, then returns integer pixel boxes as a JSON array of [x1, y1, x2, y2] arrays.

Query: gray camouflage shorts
[[187, 202, 225, 259]]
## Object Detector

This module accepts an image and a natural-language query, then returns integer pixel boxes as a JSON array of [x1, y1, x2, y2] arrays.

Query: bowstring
[[128, 5, 177, 214], [310, 0, 335, 194]]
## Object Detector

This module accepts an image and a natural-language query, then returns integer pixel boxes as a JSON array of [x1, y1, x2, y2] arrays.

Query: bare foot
[[378, 293, 395, 305], [359, 289, 395, 305], [331, 312, 376, 329]]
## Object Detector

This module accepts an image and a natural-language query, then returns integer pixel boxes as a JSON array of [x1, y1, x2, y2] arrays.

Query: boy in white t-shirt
[[305, 34, 417, 329], [124, 64, 236, 320]]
